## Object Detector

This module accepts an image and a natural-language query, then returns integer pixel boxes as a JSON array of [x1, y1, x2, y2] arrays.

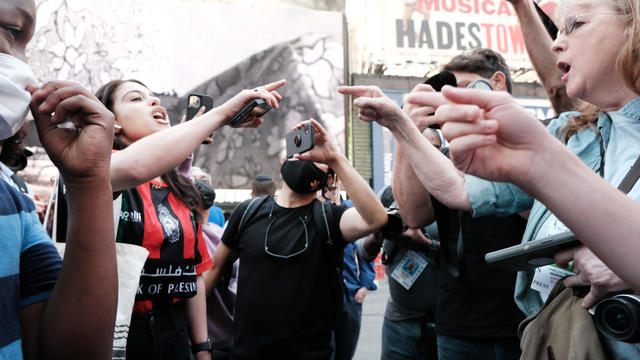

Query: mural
[[22, 0, 345, 193]]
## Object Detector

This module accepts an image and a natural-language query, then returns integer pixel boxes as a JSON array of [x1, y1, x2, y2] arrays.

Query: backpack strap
[[312, 199, 334, 246], [235, 195, 270, 238]]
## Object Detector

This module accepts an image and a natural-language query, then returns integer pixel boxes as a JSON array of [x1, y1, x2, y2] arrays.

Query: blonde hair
[[559, 0, 639, 139]]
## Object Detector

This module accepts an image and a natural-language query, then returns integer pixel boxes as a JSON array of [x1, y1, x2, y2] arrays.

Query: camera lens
[[294, 135, 301, 147], [595, 295, 640, 343], [189, 96, 201, 107], [604, 306, 631, 333]]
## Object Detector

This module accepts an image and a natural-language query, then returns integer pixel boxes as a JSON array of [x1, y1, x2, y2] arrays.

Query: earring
[[114, 124, 122, 130]]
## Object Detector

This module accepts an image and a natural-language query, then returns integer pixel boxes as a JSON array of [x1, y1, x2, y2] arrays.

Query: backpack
[[518, 279, 607, 360], [232, 195, 345, 329]]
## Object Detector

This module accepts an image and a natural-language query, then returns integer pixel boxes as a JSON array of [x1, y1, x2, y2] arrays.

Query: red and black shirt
[[117, 179, 213, 313]]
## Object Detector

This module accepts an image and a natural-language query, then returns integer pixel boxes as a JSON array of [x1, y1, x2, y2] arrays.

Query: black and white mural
[[24, 0, 345, 192]]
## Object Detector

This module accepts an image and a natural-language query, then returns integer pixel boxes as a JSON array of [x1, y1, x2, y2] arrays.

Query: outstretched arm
[[292, 120, 387, 242], [27, 81, 117, 359], [111, 80, 286, 191], [339, 85, 471, 228], [438, 86, 640, 291]]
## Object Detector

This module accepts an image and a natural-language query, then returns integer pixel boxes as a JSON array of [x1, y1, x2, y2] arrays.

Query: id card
[[391, 251, 429, 290], [531, 265, 575, 303]]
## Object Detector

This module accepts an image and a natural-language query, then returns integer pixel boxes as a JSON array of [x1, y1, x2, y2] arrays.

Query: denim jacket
[[466, 97, 640, 316]]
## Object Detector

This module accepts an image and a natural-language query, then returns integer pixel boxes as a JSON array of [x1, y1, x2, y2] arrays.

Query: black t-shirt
[[221, 197, 349, 359], [435, 211, 527, 339]]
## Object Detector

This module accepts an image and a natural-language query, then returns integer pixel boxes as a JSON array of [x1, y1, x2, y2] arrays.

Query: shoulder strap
[[236, 195, 270, 235], [10, 173, 28, 194], [617, 155, 640, 194], [312, 199, 334, 246]]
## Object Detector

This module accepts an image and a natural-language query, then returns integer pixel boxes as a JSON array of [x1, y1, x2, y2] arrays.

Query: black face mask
[[280, 159, 328, 194]]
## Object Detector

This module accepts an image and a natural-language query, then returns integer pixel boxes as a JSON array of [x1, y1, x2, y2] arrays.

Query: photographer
[[358, 185, 439, 360], [207, 120, 387, 359]]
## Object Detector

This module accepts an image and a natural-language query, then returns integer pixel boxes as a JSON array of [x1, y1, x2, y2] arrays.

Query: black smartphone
[[230, 99, 273, 127], [423, 70, 457, 91], [186, 93, 213, 120], [484, 231, 581, 271], [285, 122, 314, 159]]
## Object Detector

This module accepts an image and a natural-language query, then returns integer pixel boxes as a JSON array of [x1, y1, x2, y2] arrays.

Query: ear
[[490, 71, 508, 91]]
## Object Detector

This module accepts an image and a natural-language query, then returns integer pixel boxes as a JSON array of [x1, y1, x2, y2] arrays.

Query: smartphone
[[285, 122, 314, 159], [230, 99, 273, 127], [186, 93, 213, 120], [484, 231, 581, 271], [423, 70, 457, 92]]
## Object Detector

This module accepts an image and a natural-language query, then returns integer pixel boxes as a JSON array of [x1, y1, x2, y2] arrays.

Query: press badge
[[531, 265, 575, 303], [391, 250, 428, 290]]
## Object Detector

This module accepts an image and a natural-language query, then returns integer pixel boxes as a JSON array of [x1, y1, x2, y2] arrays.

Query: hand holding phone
[[285, 122, 314, 159], [186, 93, 214, 144], [186, 93, 213, 120], [230, 99, 273, 127]]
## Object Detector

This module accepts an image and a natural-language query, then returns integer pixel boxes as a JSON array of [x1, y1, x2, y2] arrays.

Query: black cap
[[254, 174, 272, 182]]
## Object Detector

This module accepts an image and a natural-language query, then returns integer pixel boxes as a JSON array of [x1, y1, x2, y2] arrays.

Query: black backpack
[[231, 196, 345, 329]]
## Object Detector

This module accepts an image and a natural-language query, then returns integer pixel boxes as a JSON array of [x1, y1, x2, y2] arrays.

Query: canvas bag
[[518, 279, 607, 360], [53, 192, 149, 360]]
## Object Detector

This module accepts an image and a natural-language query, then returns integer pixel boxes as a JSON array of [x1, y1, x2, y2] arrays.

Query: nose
[[148, 95, 161, 107], [551, 34, 566, 54]]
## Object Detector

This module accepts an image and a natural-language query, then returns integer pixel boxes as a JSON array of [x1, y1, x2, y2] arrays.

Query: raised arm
[[508, 0, 580, 114], [111, 80, 286, 191], [339, 85, 472, 228], [437, 86, 640, 291], [28, 81, 117, 359], [293, 120, 387, 242]]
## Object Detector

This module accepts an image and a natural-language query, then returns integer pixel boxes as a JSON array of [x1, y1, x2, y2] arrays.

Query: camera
[[379, 208, 406, 239], [594, 294, 640, 343]]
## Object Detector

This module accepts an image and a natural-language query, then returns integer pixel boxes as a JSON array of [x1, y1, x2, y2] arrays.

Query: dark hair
[[443, 48, 513, 94], [251, 176, 276, 197], [0, 128, 28, 171], [95, 79, 203, 221], [194, 179, 216, 209]]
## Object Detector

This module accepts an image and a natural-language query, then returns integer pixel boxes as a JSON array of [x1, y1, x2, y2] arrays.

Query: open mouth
[[557, 61, 571, 74], [152, 107, 169, 124]]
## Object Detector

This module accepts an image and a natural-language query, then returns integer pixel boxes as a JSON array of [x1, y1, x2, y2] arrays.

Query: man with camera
[[320, 175, 378, 360], [341, 49, 528, 360], [358, 185, 440, 360], [207, 120, 387, 359]]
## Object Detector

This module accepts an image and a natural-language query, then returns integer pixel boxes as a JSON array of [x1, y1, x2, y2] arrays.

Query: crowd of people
[[2, 0, 640, 359]]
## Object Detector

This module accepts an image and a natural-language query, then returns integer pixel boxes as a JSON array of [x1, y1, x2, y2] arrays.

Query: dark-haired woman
[[96, 79, 284, 360]]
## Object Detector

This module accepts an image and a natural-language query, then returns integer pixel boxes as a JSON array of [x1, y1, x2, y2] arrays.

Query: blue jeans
[[437, 334, 520, 360], [331, 299, 362, 360], [381, 318, 436, 360]]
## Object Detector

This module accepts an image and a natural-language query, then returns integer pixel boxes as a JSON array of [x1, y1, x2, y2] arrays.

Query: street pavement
[[353, 278, 389, 359]]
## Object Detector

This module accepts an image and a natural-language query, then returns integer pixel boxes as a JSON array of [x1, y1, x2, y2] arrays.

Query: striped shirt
[[0, 179, 61, 359]]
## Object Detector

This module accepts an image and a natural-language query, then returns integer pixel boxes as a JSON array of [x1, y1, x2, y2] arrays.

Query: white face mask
[[0, 53, 36, 141]]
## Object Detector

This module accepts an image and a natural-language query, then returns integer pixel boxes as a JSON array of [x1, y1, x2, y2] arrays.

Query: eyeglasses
[[558, 12, 624, 36], [264, 202, 309, 259]]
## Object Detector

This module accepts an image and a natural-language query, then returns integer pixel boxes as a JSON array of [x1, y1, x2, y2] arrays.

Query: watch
[[191, 338, 212, 354]]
